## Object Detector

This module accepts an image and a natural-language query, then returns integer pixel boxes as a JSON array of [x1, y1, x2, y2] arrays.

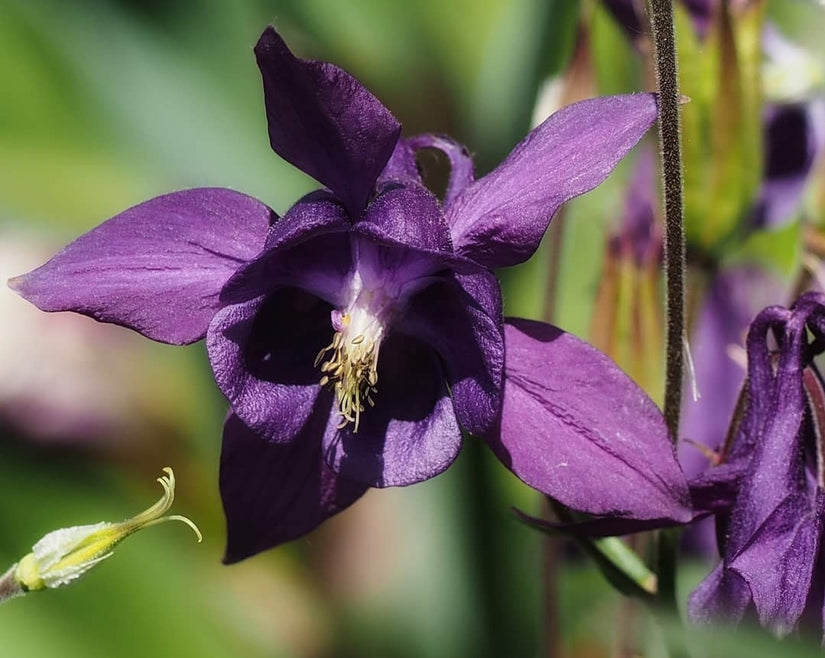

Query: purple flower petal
[[446, 94, 658, 269], [488, 319, 692, 521], [378, 139, 422, 185], [689, 563, 753, 626], [730, 493, 825, 635], [601, 0, 646, 42], [751, 100, 825, 229], [682, 0, 716, 38], [611, 144, 660, 266], [406, 134, 475, 210], [220, 192, 352, 306], [360, 182, 452, 253], [402, 270, 504, 436], [220, 410, 368, 563], [514, 507, 701, 539], [322, 334, 462, 487], [207, 287, 333, 443], [9, 188, 273, 345], [255, 27, 401, 218]]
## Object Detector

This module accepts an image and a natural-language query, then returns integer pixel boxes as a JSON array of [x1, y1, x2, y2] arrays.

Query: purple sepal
[[9, 188, 273, 345], [488, 319, 692, 522], [255, 27, 401, 218], [402, 270, 504, 436], [321, 334, 462, 487], [446, 94, 658, 269], [220, 411, 368, 563], [207, 288, 331, 443], [514, 507, 698, 539], [730, 493, 825, 635], [689, 563, 753, 626]]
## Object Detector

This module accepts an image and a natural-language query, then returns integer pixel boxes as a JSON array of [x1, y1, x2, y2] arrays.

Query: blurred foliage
[[1, 0, 825, 656]]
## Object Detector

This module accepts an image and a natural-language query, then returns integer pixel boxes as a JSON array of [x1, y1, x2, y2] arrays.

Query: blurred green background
[[1, 0, 824, 656]]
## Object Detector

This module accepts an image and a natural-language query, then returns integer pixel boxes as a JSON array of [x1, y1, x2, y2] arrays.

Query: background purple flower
[[689, 293, 825, 637]]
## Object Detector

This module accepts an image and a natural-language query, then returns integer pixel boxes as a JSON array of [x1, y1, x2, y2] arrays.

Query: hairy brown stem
[[650, 0, 685, 442]]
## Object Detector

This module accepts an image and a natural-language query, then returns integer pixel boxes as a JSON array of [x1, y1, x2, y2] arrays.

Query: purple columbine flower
[[10, 27, 692, 562], [689, 293, 825, 637]]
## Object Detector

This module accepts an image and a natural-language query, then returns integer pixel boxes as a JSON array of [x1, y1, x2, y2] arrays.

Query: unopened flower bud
[[13, 467, 201, 592]]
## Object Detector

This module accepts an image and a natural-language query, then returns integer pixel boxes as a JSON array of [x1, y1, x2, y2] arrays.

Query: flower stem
[[650, 0, 685, 442], [648, 3, 686, 655], [0, 565, 23, 603]]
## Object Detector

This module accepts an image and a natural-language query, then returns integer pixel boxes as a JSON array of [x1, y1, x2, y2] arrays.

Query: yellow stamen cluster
[[315, 328, 379, 432]]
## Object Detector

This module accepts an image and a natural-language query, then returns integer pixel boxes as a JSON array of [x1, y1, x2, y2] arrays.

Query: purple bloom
[[689, 293, 825, 637], [601, 0, 716, 42], [10, 27, 691, 561], [750, 99, 825, 229]]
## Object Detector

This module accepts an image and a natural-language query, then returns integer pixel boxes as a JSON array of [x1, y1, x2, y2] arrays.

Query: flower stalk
[[650, 0, 686, 442], [649, 1, 687, 654]]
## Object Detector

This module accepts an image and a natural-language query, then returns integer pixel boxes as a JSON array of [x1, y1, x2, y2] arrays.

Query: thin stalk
[[650, 0, 685, 442], [649, 3, 687, 656]]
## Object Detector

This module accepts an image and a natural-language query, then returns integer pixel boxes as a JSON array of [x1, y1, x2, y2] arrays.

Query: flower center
[[314, 289, 391, 432]]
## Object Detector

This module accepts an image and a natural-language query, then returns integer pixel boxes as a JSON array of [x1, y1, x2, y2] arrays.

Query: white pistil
[[315, 310, 384, 432]]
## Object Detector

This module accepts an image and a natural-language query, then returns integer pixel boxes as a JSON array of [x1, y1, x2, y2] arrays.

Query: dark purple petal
[[488, 319, 692, 521], [514, 507, 702, 539], [682, 0, 716, 39], [730, 493, 825, 635], [378, 139, 422, 185], [207, 287, 332, 443], [321, 334, 462, 487], [611, 145, 660, 266], [446, 94, 658, 268], [263, 190, 349, 252], [9, 188, 273, 345], [601, 0, 646, 41], [360, 182, 452, 252], [688, 461, 749, 514], [689, 563, 753, 626], [401, 270, 504, 436], [255, 27, 401, 218], [220, 410, 368, 563], [751, 100, 825, 229], [406, 134, 475, 210], [220, 193, 352, 306], [726, 308, 809, 549]]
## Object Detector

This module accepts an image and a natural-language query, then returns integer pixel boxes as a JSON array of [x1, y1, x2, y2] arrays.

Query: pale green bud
[[13, 467, 201, 592]]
